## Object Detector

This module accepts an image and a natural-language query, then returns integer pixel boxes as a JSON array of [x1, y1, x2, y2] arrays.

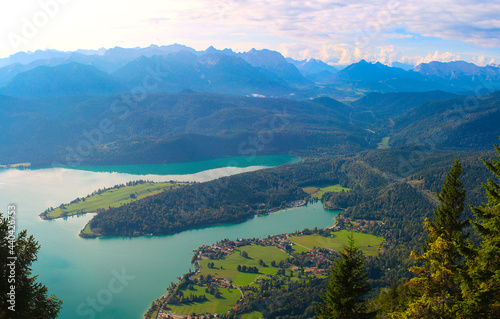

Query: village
[[148, 232, 345, 318], [146, 218, 386, 319]]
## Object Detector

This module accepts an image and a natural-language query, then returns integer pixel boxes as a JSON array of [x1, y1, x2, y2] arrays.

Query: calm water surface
[[0, 156, 338, 319]]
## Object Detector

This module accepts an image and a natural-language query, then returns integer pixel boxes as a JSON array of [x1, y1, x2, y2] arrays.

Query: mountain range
[[0, 92, 373, 166], [1, 44, 500, 167], [2, 88, 500, 167], [1, 45, 500, 99]]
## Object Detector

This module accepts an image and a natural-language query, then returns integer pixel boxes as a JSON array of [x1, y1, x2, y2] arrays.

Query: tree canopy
[[316, 232, 376, 319]]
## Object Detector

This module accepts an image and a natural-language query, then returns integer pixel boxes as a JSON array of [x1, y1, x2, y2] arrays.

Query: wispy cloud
[[175, 0, 500, 46], [165, 0, 500, 63], [0, 0, 499, 64]]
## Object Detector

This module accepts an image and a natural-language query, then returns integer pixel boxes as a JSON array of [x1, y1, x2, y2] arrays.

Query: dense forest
[[0, 92, 375, 166], [368, 148, 500, 318], [85, 158, 345, 236], [3, 90, 500, 168]]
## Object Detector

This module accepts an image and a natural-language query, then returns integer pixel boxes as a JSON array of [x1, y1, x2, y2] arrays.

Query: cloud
[[174, 0, 500, 47], [412, 51, 462, 65], [1, 0, 499, 64], [161, 0, 500, 65], [385, 33, 415, 39], [281, 44, 402, 65], [472, 55, 497, 66]]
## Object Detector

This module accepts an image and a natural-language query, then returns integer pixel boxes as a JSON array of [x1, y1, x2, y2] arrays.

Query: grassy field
[[289, 230, 385, 257], [302, 184, 351, 199], [167, 285, 241, 315], [81, 222, 95, 236], [377, 137, 390, 149], [240, 310, 264, 319], [197, 245, 289, 286], [44, 182, 187, 219]]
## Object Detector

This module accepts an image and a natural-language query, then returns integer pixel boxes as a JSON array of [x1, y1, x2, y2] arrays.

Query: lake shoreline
[[79, 200, 333, 239]]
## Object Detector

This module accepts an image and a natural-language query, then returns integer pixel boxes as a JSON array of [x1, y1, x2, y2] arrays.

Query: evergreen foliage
[[316, 232, 376, 319], [0, 213, 62, 318], [392, 158, 467, 318], [463, 142, 500, 317]]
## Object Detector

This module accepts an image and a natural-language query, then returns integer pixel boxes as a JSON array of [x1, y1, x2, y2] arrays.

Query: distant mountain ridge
[[327, 59, 448, 92], [350, 90, 459, 123], [111, 51, 294, 96], [1, 45, 500, 99], [413, 60, 500, 81], [286, 58, 338, 84], [334, 59, 415, 82], [0, 62, 127, 97], [0, 92, 371, 166], [390, 91, 500, 150], [239, 49, 311, 86]]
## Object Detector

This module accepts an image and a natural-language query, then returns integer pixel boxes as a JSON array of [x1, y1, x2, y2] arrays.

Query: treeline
[[361, 148, 493, 204], [253, 278, 328, 319], [231, 273, 328, 319], [86, 158, 346, 237], [164, 272, 210, 305], [237, 265, 259, 273]]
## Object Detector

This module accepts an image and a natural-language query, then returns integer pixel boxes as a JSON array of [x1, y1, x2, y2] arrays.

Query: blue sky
[[1, 0, 499, 66]]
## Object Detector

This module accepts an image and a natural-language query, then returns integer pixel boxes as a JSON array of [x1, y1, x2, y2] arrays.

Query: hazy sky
[[1, 0, 499, 65]]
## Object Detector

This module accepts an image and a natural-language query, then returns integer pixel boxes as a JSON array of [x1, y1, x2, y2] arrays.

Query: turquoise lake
[[0, 155, 339, 319]]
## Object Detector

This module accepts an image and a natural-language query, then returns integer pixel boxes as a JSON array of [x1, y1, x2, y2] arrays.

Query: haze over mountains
[[1, 44, 500, 167], [1, 44, 500, 99]]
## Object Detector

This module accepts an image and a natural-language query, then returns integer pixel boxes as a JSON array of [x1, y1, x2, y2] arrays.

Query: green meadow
[[197, 245, 289, 286], [377, 136, 390, 149], [240, 310, 264, 319], [302, 184, 351, 199], [289, 230, 385, 257], [169, 245, 289, 316], [166, 285, 241, 316], [43, 182, 187, 219]]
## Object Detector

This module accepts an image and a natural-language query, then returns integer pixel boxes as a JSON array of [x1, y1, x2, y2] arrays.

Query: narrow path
[[162, 313, 184, 319], [290, 241, 311, 251], [236, 286, 244, 299]]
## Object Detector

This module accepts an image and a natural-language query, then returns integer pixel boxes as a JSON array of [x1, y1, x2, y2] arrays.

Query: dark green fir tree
[[0, 212, 62, 318], [464, 141, 500, 318], [316, 232, 375, 319], [392, 158, 467, 319]]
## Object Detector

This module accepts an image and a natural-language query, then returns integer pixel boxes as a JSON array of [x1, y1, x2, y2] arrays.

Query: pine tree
[[392, 158, 467, 319], [0, 212, 62, 318], [463, 142, 500, 317], [316, 232, 375, 319]]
